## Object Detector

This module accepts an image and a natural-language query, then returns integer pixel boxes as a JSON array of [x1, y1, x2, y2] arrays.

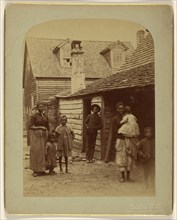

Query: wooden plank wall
[[37, 78, 71, 101], [58, 98, 83, 150], [24, 50, 37, 109], [37, 78, 98, 102], [24, 50, 38, 133]]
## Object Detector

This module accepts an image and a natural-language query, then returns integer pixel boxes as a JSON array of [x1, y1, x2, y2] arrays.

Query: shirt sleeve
[[28, 115, 35, 129], [85, 114, 90, 126], [55, 126, 60, 135], [120, 115, 128, 124]]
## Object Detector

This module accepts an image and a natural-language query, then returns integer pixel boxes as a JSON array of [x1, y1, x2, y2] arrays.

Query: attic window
[[112, 51, 124, 68]]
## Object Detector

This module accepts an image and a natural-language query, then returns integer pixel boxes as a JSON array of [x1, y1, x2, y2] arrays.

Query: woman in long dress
[[29, 103, 49, 177], [105, 102, 129, 182]]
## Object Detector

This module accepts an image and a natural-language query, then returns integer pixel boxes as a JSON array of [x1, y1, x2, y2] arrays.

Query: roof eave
[[56, 83, 154, 99]]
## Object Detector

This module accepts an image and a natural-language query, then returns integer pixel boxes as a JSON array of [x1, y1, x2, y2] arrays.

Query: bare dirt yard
[[23, 138, 155, 197]]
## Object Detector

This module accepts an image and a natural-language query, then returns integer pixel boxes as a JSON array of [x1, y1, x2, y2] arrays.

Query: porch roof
[[56, 62, 154, 99]]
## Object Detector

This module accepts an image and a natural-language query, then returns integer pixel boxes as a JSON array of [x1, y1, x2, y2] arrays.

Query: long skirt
[[115, 138, 127, 172], [30, 130, 47, 172], [125, 137, 139, 170]]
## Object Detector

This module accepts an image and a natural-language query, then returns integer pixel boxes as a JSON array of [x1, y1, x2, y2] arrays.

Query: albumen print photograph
[[23, 19, 155, 197]]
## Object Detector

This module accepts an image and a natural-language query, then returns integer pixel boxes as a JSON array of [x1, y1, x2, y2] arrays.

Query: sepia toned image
[[5, 4, 173, 215], [23, 19, 155, 197]]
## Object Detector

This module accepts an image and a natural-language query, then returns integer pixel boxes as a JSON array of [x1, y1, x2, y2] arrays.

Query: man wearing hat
[[85, 104, 102, 163]]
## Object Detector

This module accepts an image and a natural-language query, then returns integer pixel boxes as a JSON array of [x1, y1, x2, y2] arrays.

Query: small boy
[[137, 127, 155, 188], [55, 115, 75, 174], [46, 133, 57, 175], [85, 104, 102, 163]]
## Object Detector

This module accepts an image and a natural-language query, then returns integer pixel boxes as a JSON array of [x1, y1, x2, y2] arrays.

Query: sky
[[26, 19, 146, 48]]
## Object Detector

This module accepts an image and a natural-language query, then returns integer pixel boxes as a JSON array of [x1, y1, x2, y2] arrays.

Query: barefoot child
[[46, 133, 57, 175], [55, 115, 75, 174], [137, 127, 155, 188]]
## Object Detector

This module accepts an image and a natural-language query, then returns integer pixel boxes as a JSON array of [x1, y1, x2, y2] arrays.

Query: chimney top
[[137, 30, 145, 46], [71, 40, 84, 55]]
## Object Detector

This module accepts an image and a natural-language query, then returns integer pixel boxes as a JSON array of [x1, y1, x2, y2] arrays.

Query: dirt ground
[[23, 138, 155, 197]]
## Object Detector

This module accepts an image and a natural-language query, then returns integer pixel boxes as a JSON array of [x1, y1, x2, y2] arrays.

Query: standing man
[[85, 104, 102, 163]]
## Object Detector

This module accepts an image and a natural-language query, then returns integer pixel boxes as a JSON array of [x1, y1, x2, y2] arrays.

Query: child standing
[[137, 127, 155, 188], [55, 115, 75, 174], [46, 133, 57, 175], [85, 104, 102, 163]]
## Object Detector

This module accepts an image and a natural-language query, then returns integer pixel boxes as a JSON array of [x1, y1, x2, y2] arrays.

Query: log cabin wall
[[58, 98, 83, 150]]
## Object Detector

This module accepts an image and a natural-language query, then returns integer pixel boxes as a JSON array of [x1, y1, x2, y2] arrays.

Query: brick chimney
[[71, 41, 86, 94], [137, 30, 145, 46]]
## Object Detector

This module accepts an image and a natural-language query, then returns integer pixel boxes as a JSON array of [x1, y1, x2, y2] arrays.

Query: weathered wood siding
[[58, 98, 83, 149], [24, 49, 37, 109], [37, 78, 99, 102], [37, 78, 71, 102], [102, 99, 116, 160], [23, 49, 38, 133]]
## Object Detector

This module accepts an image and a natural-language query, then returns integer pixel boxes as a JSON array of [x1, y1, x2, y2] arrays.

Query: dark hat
[[91, 104, 101, 112]]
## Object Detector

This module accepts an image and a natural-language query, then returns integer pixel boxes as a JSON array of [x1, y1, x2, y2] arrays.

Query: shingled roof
[[56, 32, 154, 98], [25, 38, 134, 79]]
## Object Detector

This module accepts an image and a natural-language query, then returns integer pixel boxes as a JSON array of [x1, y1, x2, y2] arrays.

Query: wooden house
[[56, 30, 155, 160], [23, 38, 134, 132]]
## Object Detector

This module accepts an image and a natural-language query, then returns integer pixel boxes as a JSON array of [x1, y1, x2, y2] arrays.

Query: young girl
[[137, 127, 155, 188], [46, 133, 57, 175], [55, 115, 75, 174]]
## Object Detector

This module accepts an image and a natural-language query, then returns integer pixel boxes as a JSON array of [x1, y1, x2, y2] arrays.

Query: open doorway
[[82, 98, 92, 152]]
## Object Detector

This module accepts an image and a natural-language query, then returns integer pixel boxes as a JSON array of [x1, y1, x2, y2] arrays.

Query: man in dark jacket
[[85, 104, 102, 163]]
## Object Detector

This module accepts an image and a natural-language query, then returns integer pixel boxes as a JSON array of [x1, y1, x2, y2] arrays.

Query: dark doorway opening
[[82, 98, 92, 152]]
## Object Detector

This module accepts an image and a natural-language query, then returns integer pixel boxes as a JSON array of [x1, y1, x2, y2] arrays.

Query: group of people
[[105, 102, 155, 186], [29, 103, 74, 177], [28, 101, 155, 187]]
